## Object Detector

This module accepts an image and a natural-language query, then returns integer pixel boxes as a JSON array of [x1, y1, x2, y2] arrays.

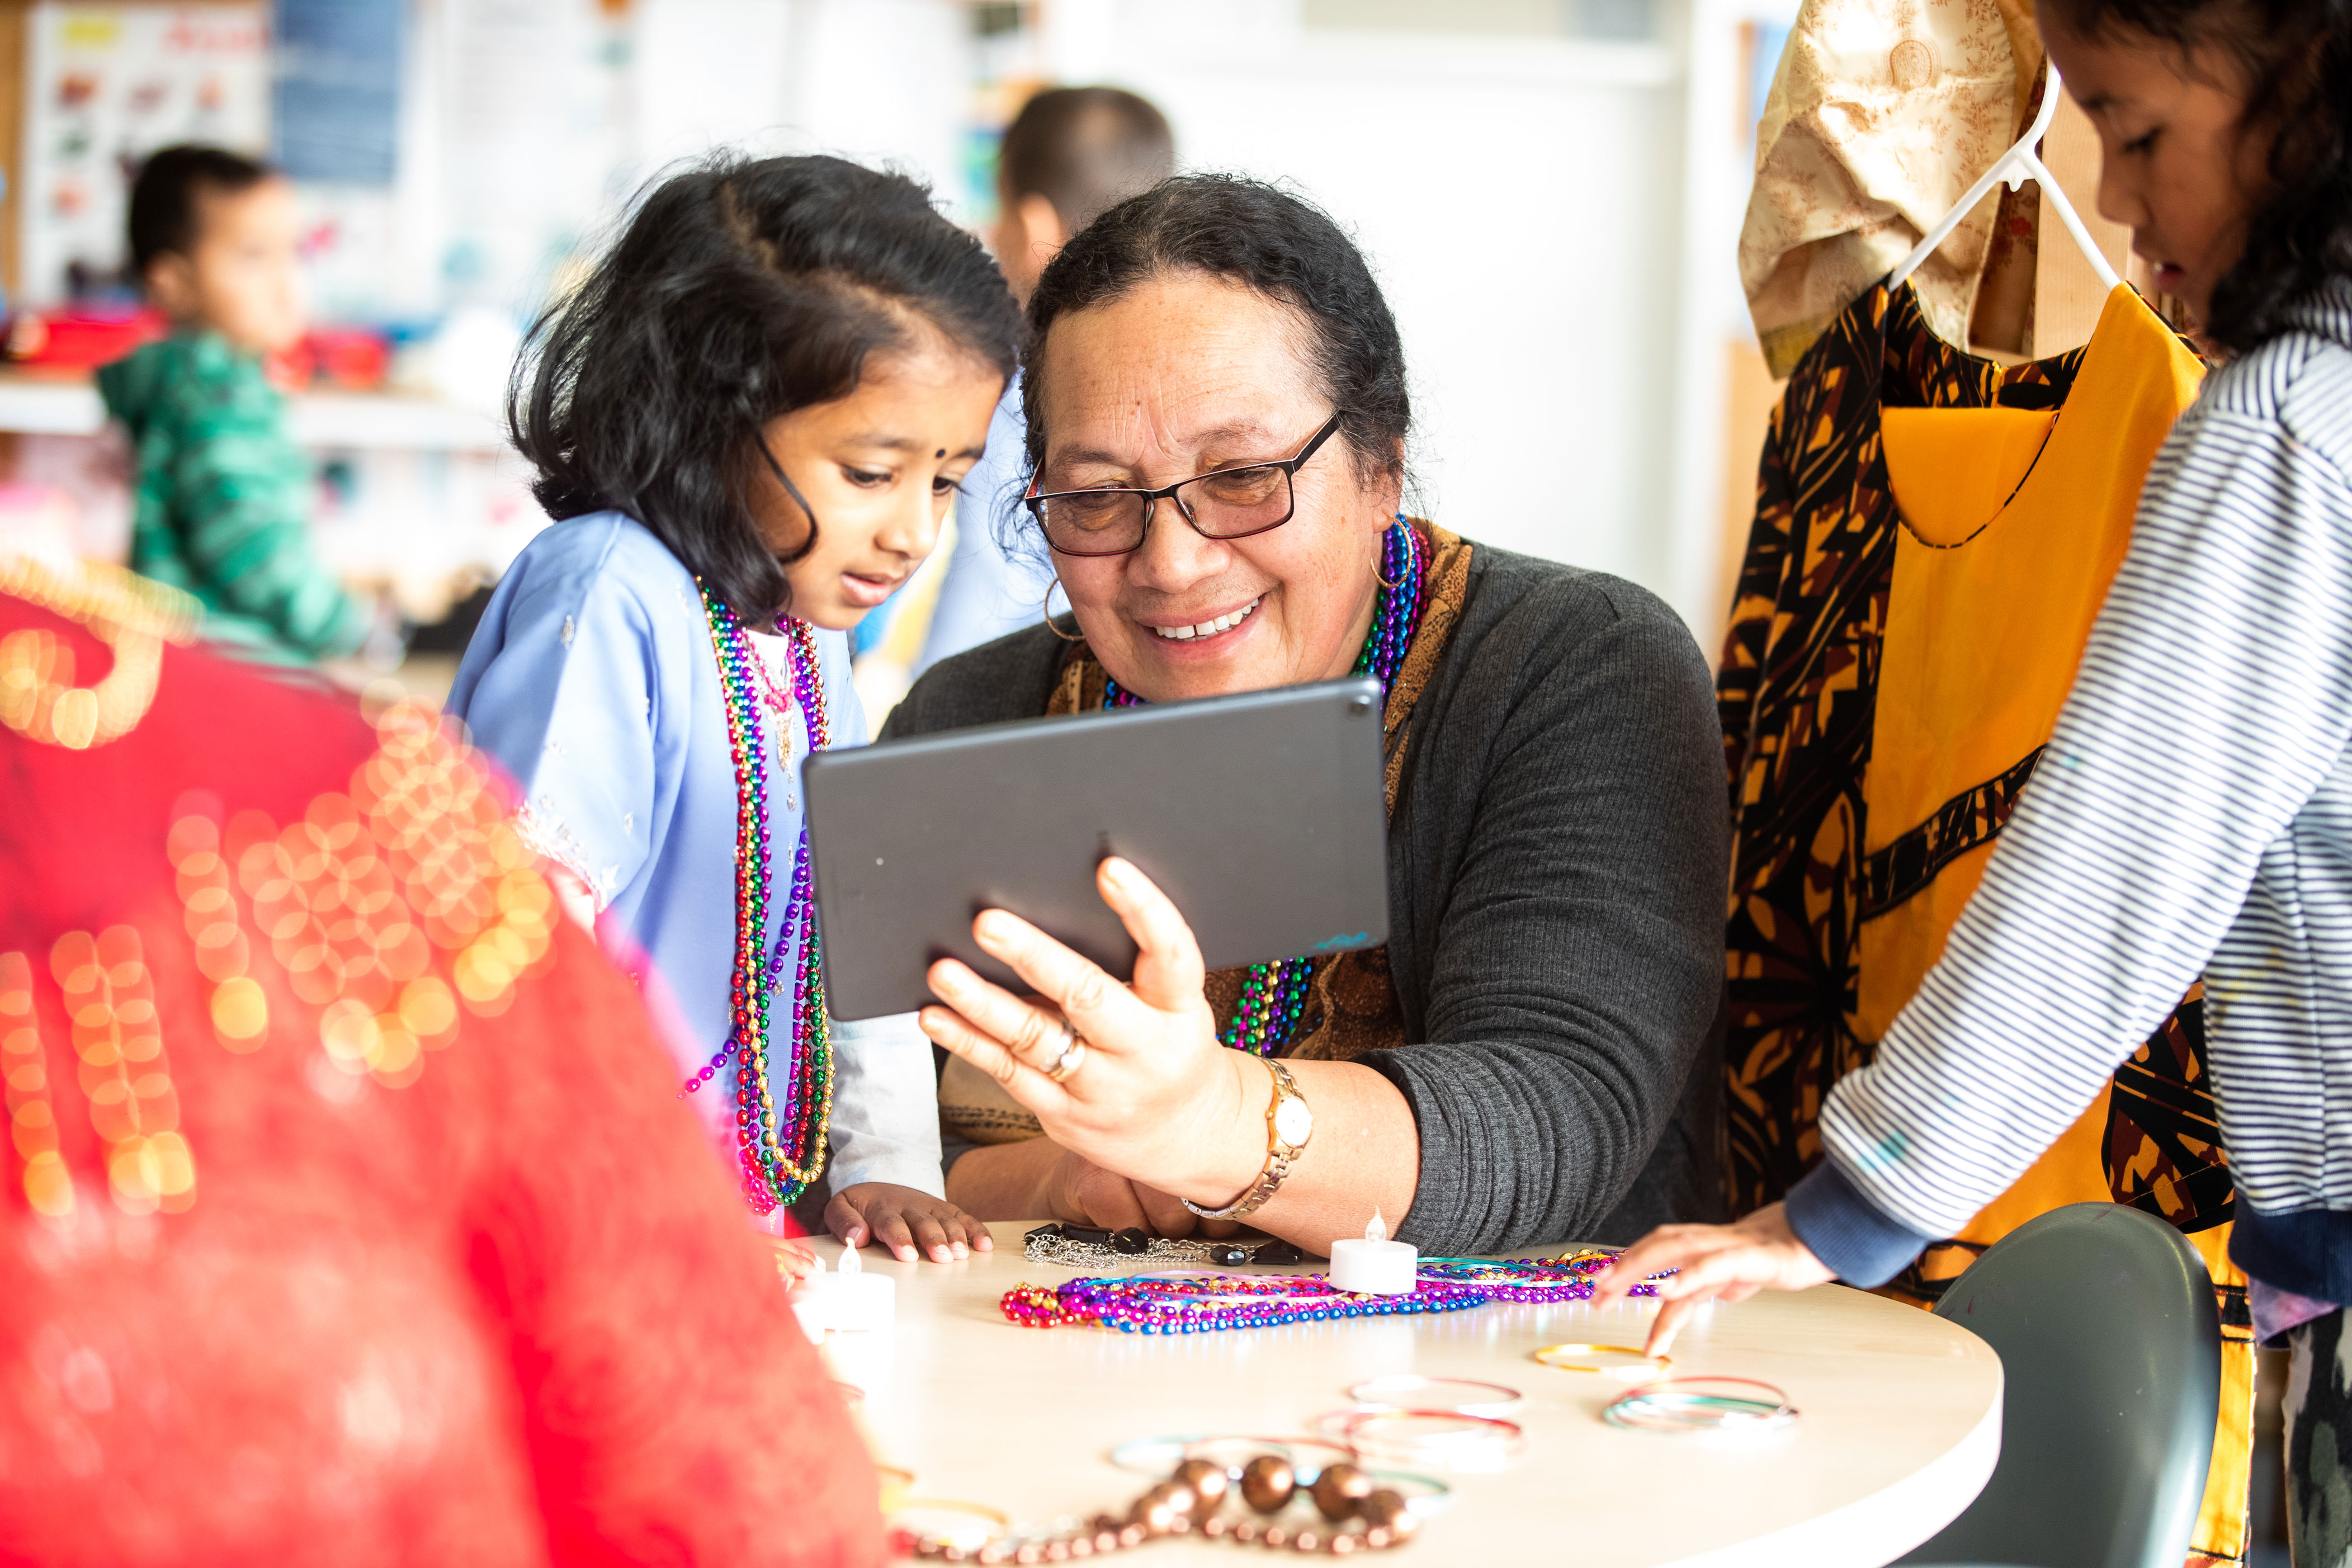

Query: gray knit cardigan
[[881, 542, 1728, 1251]]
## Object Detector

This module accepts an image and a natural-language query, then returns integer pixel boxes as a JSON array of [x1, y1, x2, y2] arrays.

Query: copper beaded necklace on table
[[895, 1453, 1423, 1562], [681, 585, 836, 1214], [1101, 518, 1428, 1057]]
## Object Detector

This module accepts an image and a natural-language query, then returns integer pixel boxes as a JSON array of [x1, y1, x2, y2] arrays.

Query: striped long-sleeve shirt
[[1786, 280, 2352, 1305]]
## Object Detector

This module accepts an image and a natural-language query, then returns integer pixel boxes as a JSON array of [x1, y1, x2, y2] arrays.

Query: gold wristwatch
[[1183, 1059, 1312, 1221]]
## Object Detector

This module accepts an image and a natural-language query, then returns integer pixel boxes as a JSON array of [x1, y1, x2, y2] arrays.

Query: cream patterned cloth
[[1742, 0, 2041, 375]]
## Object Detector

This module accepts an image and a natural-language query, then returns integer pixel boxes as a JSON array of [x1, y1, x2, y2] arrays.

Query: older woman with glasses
[[892, 175, 1727, 1254]]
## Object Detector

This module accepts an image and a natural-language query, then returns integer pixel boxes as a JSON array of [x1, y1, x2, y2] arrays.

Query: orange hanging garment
[[1720, 278, 2247, 1567], [1863, 286, 2247, 1567]]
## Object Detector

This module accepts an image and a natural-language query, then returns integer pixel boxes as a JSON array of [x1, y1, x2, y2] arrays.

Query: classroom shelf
[[0, 372, 509, 452]]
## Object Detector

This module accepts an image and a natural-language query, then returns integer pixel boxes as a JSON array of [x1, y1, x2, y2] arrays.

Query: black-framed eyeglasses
[[1024, 412, 1345, 558]]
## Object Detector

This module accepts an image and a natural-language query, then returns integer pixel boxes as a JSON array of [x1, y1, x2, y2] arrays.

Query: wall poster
[[271, 0, 402, 186], [20, 2, 269, 306]]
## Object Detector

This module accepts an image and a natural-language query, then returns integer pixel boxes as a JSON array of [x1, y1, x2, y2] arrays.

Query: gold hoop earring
[[1042, 578, 1085, 643], [1374, 528, 1403, 590]]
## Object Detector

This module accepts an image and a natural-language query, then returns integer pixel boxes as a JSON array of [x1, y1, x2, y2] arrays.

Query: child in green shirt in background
[[97, 145, 368, 664]]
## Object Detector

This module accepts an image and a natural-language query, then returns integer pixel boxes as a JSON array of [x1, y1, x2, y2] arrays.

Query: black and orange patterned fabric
[[1723, 282, 2066, 1208], [1717, 280, 2251, 1566]]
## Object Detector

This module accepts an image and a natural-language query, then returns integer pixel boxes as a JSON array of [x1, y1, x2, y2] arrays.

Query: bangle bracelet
[[1346, 1375, 1524, 1418], [1334, 1409, 1525, 1471], [1361, 1470, 1456, 1518], [1532, 1343, 1670, 1381], [1109, 1434, 1213, 1475], [1199, 1436, 1357, 1484], [887, 1498, 1010, 1552], [1197, 1435, 1355, 1484], [1109, 1434, 1358, 1485], [1603, 1376, 1798, 1433]]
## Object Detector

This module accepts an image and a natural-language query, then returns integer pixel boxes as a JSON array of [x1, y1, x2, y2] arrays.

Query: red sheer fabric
[[0, 570, 881, 1567]]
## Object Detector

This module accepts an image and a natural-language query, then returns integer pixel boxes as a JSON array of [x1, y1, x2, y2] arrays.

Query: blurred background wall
[[0, 0, 1801, 655]]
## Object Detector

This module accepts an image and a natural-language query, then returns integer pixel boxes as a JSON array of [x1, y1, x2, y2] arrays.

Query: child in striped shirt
[[1598, 0, 2352, 1554]]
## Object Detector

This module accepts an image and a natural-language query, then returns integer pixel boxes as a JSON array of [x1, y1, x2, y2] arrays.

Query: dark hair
[[1022, 174, 1409, 493], [127, 145, 275, 276], [1000, 87, 1176, 233], [2040, 0, 2352, 352], [511, 154, 1019, 624]]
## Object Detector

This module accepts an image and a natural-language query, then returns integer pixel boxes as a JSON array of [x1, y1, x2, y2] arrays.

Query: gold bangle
[[1532, 1343, 1670, 1381], [873, 1466, 915, 1512], [889, 1497, 1010, 1550]]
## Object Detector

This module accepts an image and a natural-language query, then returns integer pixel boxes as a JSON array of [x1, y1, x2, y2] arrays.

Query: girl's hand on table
[[826, 1182, 994, 1263], [1588, 1202, 1835, 1356], [918, 857, 1262, 1212], [772, 1239, 821, 1287]]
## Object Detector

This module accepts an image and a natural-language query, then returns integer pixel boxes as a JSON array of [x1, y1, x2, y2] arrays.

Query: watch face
[[1273, 1095, 1313, 1147]]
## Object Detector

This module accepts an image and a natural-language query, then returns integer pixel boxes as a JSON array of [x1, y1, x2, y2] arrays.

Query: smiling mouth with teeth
[[1150, 595, 1265, 642]]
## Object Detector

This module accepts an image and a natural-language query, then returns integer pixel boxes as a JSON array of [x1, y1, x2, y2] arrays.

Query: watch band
[[1183, 1059, 1310, 1221]]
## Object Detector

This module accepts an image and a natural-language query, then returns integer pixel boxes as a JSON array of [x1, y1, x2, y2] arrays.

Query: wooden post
[[0, 1, 27, 306]]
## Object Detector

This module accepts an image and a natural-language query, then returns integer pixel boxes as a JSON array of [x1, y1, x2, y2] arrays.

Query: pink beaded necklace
[[685, 585, 834, 1215], [1002, 1250, 1666, 1334]]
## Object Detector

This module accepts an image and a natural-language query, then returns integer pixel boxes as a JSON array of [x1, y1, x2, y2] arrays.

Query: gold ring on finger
[[1040, 1018, 1087, 1082]]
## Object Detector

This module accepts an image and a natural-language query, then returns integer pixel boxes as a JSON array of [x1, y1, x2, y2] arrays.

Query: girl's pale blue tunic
[[447, 512, 941, 1198]]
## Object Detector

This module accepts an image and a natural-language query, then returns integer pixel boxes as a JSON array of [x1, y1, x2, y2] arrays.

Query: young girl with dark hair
[[449, 154, 1017, 1262], [1597, 0, 2352, 1555]]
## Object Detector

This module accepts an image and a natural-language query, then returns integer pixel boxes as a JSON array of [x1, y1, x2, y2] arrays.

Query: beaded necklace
[[1410, 1249, 1635, 1302], [1001, 1249, 1665, 1334], [1003, 1271, 1486, 1334], [1102, 519, 1427, 1056], [687, 587, 835, 1214]]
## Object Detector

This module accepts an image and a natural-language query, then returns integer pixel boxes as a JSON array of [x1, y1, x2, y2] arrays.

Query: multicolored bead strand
[[692, 585, 837, 1213], [1411, 1249, 1646, 1303], [1103, 519, 1428, 1057], [1002, 1272, 1489, 1334], [999, 1248, 1668, 1334]]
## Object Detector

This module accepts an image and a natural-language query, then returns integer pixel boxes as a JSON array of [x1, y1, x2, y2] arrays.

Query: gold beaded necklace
[[0, 551, 196, 749]]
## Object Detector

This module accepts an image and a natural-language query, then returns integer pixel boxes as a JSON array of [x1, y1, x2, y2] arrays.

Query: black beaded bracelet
[[1023, 1224, 1310, 1270]]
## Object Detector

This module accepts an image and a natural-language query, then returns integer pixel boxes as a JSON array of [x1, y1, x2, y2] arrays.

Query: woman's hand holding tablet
[[919, 857, 1267, 1238]]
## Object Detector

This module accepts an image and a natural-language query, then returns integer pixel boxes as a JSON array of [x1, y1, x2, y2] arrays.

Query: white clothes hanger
[[1887, 62, 2123, 294]]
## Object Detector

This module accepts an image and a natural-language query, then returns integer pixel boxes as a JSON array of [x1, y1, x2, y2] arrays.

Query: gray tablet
[[804, 677, 1390, 1021]]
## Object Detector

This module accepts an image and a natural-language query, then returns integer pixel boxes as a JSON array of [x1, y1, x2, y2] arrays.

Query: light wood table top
[[818, 1222, 2001, 1567]]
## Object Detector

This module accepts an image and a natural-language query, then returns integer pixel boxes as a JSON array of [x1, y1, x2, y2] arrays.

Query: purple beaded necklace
[[1103, 518, 1427, 1057], [1001, 1250, 1665, 1334], [685, 587, 835, 1215]]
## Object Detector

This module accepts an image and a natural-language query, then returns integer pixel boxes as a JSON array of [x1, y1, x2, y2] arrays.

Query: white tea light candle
[[790, 1260, 829, 1342], [792, 1242, 896, 1332], [1330, 1210, 1418, 1296]]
